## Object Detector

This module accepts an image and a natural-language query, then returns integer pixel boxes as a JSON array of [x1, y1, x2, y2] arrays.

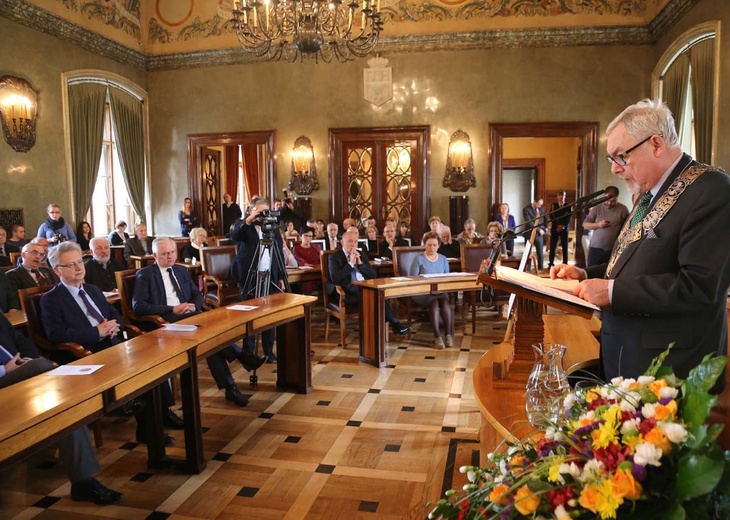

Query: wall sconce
[[443, 129, 476, 192], [288, 135, 319, 195], [0, 75, 39, 153]]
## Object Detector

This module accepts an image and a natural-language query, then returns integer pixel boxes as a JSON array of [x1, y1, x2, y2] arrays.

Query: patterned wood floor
[[0, 305, 506, 520]]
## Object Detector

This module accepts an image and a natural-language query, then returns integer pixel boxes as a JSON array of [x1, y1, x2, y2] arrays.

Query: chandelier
[[231, 0, 384, 63]]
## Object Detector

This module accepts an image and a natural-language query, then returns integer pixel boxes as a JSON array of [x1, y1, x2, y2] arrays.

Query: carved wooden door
[[201, 147, 221, 236]]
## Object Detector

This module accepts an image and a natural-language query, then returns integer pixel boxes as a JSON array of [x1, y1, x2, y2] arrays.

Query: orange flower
[[579, 484, 600, 513], [514, 485, 540, 515], [612, 468, 643, 500], [644, 427, 672, 454], [648, 380, 667, 398], [488, 483, 510, 506], [653, 400, 677, 422]]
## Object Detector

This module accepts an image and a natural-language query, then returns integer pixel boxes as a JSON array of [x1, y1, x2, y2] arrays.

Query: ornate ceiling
[[1, 0, 697, 70]]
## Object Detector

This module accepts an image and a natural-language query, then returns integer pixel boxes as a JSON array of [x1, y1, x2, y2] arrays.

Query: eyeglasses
[[301, 234, 313, 238], [27, 250, 46, 257], [56, 260, 85, 269], [48, 211, 61, 215], [606, 134, 661, 166]]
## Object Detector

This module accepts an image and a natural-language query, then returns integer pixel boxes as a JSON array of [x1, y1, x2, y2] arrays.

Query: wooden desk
[[354, 274, 480, 367], [472, 314, 600, 461], [129, 255, 155, 270], [286, 267, 321, 285], [110, 245, 126, 266], [4, 309, 26, 329]]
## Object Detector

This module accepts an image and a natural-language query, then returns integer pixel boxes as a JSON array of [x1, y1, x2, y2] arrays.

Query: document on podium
[[494, 266, 600, 311]]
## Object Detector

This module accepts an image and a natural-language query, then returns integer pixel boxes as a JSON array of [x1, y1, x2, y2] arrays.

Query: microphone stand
[[484, 195, 612, 277]]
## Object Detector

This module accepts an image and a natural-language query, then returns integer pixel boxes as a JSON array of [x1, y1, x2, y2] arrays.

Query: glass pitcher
[[525, 343, 570, 429]]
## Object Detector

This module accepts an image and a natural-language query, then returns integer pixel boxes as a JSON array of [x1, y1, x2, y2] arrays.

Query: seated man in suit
[[0, 226, 20, 266], [0, 268, 19, 312], [325, 223, 340, 251], [0, 312, 123, 505], [6, 242, 59, 298], [84, 236, 125, 292], [378, 222, 408, 260], [328, 230, 412, 336], [124, 222, 155, 262], [132, 237, 265, 407], [41, 242, 181, 442]]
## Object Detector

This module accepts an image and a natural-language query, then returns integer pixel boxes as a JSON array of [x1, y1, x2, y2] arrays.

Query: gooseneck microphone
[[571, 189, 607, 207]]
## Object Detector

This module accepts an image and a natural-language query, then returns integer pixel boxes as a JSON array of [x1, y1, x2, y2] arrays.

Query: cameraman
[[230, 197, 286, 363], [277, 192, 304, 232]]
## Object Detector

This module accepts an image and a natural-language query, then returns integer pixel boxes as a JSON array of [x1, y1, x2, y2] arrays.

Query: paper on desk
[[391, 276, 410, 281], [102, 291, 118, 298], [420, 272, 473, 278], [48, 365, 103, 376], [162, 323, 199, 331], [228, 304, 259, 311], [297, 265, 314, 270]]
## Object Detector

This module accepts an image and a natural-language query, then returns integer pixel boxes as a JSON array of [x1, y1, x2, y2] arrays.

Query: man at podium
[[552, 99, 730, 387]]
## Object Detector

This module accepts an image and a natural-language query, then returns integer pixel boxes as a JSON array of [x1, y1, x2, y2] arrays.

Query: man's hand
[[349, 250, 361, 265], [599, 220, 610, 228], [173, 303, 196, 315], [574, 279, 610, 307], [556, 225, 565, 232], [97, 319, 121, 339], [550, 264, 586, 281], [4, 353, 24, 373]]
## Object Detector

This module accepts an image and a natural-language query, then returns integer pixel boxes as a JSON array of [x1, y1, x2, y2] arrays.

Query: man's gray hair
[[464, 218, 476, 226], [606, 98, 680, 149], [152, 236, 175, 253], [47, 241, 82, 267], [89, 236, 109, 249]]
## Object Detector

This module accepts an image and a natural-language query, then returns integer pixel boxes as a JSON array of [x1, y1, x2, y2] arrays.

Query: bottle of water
[[525, 343, 570, 429]]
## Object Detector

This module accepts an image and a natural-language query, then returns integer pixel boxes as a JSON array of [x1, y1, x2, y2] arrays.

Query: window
[[87, 104, 138, 235]]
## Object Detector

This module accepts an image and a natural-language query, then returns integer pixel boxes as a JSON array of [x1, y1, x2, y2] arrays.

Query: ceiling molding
[[1, 0, 700, 72]]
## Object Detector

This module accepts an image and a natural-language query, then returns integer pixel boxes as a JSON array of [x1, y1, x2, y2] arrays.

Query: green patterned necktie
[[630, 191, 652, 227]]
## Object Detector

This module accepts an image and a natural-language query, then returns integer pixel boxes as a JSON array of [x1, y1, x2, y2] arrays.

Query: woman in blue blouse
[[409, 231, 454, 349], [492, 203, 516, 256]]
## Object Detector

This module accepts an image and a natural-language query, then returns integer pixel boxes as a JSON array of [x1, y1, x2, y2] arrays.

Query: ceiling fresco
[[1, 0, 689, 70]]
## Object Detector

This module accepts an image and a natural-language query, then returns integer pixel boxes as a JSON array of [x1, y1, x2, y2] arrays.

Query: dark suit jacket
[[0, 242, 20, 258], [548, 202, 571, 232], [229, 219, 283, 297], [0, 269, 20, 312], [132, 263, 203, 319], [124, 236, 155, 261], [108, 231, 129, 246], [522, 204, 547, 238], [40, 283, 124, 353], [84, 258, 125, 292], [6, 265, 59, 292], [377, 238, 408, 260], [586, 154, 730, 383], [0, 312, 40, 360], [324, 236, 340, 251], [327, 248, 377, 301]]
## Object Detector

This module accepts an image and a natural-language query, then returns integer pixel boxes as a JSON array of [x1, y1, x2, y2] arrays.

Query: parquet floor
[[0, 305, 507, 520]]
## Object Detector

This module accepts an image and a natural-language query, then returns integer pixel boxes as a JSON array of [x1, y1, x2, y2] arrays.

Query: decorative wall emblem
[[363, 56, 393, 107]]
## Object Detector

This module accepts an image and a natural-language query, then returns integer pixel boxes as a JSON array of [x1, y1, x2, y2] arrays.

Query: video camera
[[255, 209, 281, 238], [53, 232, 68, 243], [282, 188, 293, 205]]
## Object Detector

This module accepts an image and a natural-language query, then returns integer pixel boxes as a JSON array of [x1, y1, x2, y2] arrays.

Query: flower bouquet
[[430, 348, 730, 519]]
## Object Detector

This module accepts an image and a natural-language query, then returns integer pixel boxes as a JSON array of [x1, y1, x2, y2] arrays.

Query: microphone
[[571, 189, 606, 207]]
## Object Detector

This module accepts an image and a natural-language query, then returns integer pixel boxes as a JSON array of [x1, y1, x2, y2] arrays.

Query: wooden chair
[[392, 246, 426, 327], [173, 237, 190, 261], [460, 243, 510, 334], [9, 252, 21, 265], [200, 246, 241, 310], [320, 249, 358, 347], [115, 269, 166, 330], [215, 237, 233, 246]]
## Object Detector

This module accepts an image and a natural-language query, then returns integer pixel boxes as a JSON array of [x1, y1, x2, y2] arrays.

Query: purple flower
[[631, 462, 646, 481]]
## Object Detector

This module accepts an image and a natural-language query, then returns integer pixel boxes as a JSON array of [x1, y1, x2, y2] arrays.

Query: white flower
[[620, 391, 642, 411], [499, 459, 508, 475], [642, 402, 658, 419], [508, 445, 520, 456], [618, 378, 637, 391], [620, 418, 640, 435], [660, 386, 679, 399], [579, 459, 605, 482], [661, 422, 688, 444], [557, 462, 581, 485], [638, 375, 656, 385], [634, 442, 663, 466], [486, 452, 494, 461], [467, 470, 477, 483], [563, 393, 575, 410], [610, 376, 625, 386], [459, 466, 467, 473], [554, 504, 570, 520]]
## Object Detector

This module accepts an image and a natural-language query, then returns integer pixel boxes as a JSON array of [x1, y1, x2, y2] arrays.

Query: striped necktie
[[630, 191, 653, 227]]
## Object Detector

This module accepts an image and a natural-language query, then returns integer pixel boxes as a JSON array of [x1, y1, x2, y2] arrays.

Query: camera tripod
[[242, 233, 290, 388]]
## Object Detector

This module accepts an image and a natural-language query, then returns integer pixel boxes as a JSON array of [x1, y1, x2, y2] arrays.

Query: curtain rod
[[67, 77, 144, 102]]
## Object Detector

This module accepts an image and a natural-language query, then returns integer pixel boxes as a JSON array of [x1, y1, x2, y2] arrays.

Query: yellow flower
[[622, 433, 641, 453], [648, 379, 668, 398], [653, 400, 677, 422], [644, 427, 672, 454], [592, 407, 622, 449], [548, 457, 565, 483], [585, 388, 602, 403], [513, 485, 540, 516], [488, 483, 510, 506], [612, 468, 643, 500], [581, 480, 625, 519]]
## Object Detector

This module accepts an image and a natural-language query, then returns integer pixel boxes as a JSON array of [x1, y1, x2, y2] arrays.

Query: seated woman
[[365, 225, 379, 256], [182, 227, 207, 264], [397, 220, 410, 243], [484, 221, 507, 256], [409, 231, 454, 350], [76, 221, 93, 252], [284, 221, 299, 240], [279, 228, 298, 268], [108, 220, 129, 246], [492, 203, 516, 256], [293, 227, 321, 293]]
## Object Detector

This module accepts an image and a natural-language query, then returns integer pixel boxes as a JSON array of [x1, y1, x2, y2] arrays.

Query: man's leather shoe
[[135, 428, 175, 446], [163, 408, 184, 430], [238, 351, 267, 372], [265, 353, 277, 364], [110, 398, 145, 417], [71, 477, 123, 505], [225, 385, 250, 407], [391, 322, 412, 335]]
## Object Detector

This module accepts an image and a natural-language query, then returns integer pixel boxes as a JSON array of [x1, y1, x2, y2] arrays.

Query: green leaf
[[682, 393, 716, 430], [684, 355, 728, 394], [706, 423, 725, 445], [716, 452, 730, 494], [645, 344, 675, 377], [687, 424, 708, 450], [667, 503, 686, 520], [676, 453, 724, 501]]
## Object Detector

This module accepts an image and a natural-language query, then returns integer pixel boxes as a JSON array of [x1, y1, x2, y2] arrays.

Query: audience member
[[133, 237, 265, 406], [284, 221, 299, 239], [314, 219, 326, 239], [293, 227, 321, 293], [108, 220, 129, 246], [438, 226, 461, 258], [76, 221, 93, 252], [0, 226, 20, 266], [397, 221, 410, 241], [84, 237, 125, 292], [409, 230, 453, 349], [522, 196, 547, 270], [278, 197, 305, 231], [325, 223, 340, 250], [278, 229, 298, 268], [342, 218, 358, 231], [364, 225, 379, 255], [221, 193, 242, 237], [548, 190, 571, 268], [0, 313, 123, 505], [7, 224, 29, 249], [124, 222, 154, 262], [378, 222, 408, 260], [485, 221, 507, 256], [178, 198, 200, 237], [492, 204, 516, 255], [182, 227, 207, 264], [582, 185, 629, 267], [37, 204, 77, 245], [0, 269, 19, 312], [456, 218, 483, 245], [327, 230, 411, 336], [6, 242, 59, 295]]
